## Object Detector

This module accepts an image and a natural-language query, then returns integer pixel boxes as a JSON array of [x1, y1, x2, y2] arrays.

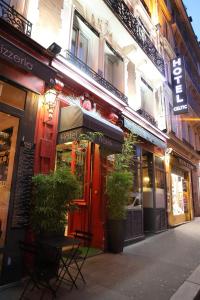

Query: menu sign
[[171, 57, 188, 115]]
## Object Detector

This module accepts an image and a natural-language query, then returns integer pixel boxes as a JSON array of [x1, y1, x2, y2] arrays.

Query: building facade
[[0, 0, 199, 285], [157, 0, 200, 226]]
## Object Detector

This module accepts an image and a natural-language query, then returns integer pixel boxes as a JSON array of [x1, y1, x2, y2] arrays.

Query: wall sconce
[[155, 23, 161, 31], [44, 89, 58, 120]]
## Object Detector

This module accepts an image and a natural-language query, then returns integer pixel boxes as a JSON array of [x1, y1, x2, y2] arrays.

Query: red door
[[58, 141, 105, 249]]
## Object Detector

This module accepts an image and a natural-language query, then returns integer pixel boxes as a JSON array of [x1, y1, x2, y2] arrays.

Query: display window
[[0, 113, 19, 248], [155, 156, 166, 208], [171, 173, 185, 215]]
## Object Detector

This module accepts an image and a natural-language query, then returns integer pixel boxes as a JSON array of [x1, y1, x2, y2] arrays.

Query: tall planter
[[107, 219, 125, 253], [106, 134, 136, 254]]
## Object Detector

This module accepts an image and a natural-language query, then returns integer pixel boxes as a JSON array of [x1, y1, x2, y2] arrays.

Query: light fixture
[[165, 148, 173, 155], [44, 89, 58, 120], [155, 23, 161, 31], [47, 42, 62, 55]]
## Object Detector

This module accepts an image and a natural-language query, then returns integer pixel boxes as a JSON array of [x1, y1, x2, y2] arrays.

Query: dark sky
[[183, 0, 200, 41]]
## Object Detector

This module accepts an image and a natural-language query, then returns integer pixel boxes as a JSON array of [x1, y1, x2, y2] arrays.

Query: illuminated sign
[[171, 57, 188, 115], [0, 36, 56, 85]]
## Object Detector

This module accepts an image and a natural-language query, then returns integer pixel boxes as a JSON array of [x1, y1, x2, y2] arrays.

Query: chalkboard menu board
[[12, 141, 35, 228]]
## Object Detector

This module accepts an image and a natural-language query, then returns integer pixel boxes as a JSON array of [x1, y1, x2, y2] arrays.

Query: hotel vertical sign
[[171, 57, 188, 115]]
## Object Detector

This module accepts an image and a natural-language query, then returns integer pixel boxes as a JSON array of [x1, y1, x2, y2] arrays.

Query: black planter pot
[[107, 219, 125, 253]]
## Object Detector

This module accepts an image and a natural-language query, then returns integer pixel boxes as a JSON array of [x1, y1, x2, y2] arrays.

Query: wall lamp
[[44, 79, 64, 120], [44, 89, 58, 120]]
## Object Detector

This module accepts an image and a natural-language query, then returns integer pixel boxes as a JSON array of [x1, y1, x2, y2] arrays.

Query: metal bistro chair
[[19, 241, 59, 299], [61, 230, 92, 290]]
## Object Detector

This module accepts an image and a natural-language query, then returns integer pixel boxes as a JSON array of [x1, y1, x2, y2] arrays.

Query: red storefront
[[0, 17, 57, 284]]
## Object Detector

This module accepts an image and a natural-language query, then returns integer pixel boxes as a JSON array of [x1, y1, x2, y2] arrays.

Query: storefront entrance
[[57, 105, 124, 250], [0, 112, 19, 277]]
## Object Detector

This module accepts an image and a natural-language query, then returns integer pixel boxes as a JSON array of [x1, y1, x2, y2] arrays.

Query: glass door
[[0, 112, 19, 273]]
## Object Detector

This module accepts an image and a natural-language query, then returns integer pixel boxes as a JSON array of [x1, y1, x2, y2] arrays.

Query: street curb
[[170, 265, 200, 300]]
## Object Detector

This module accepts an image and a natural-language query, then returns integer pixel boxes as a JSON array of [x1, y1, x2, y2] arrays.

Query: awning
[[124, 117, 166, 149], [58, 105, 124, 152]]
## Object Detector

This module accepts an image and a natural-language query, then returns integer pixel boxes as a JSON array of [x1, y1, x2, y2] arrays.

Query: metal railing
[[65, 50, 128, 104], [103, 0, 165, 75], [137, 108, 158, 127], [140, 0, 151, 16], [185, 61, 200, 94], [0, 0, 32, 36]]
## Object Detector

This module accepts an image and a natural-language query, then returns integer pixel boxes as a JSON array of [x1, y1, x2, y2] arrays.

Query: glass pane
[[171, 173, 184, 215], [140, 79, 154, 115], [0, 81, 26, 110], [56, 141, 88, 199], [71, 28, 78, 56], [105, 56, 114, 84], [0, 113, 19, 248], [78, 33, 88, 64]]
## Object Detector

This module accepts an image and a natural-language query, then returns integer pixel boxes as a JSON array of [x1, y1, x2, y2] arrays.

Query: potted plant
[[106, 134, 136, 253], [31, 167, 80, 237]]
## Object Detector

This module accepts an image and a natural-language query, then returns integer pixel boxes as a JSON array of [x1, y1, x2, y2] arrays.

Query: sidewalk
[[1, 218, 200, 299]]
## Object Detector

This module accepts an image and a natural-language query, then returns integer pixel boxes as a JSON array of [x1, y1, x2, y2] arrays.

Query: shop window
[[127, 146, 142, 209], [0, 81, 26, 110], [155, 156, 166, 208], [0, 113, 19, 248], [142, 151, 154, 208], [56, 141, 88, 200], [171, 173, 185, 215], [142, 152, 153, 188]]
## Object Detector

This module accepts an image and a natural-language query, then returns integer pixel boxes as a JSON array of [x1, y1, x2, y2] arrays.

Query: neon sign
[[171, 57, 188, 115]]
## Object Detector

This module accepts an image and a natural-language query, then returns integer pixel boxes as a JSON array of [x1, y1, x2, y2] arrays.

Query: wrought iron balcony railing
[[137, 108, 158, 127], [0, 0, 32, 36], [185, 61, 200, 94], [103, 0, 165, 76], [173, 15, 197, 66], [65, 50, 128, 104], [140, 0, 151, 16]]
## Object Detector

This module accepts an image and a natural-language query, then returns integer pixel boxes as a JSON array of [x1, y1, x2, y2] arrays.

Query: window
[[71, 26, 88, 64], [155, 156, 166, 208], [104, 42, 123, 88], [169, 104, 177, 134], [140, 78, 154, 116], [3, 0, 11, 4], [188, 125, 193, 145], [0, 81, 26, 110], [57, 141, 88, 199], [142, 152, 153, 188]]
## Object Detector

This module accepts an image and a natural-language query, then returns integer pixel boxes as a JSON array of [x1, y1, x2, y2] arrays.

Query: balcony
[[137, 108, 157, 127], [140, 0, 151, 17], [173, 15, 197, 66], [0, 0, 32, 36], [185, 61, 200, 94], [103, 0, 165, 75], [65, 50, 128, 104]]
